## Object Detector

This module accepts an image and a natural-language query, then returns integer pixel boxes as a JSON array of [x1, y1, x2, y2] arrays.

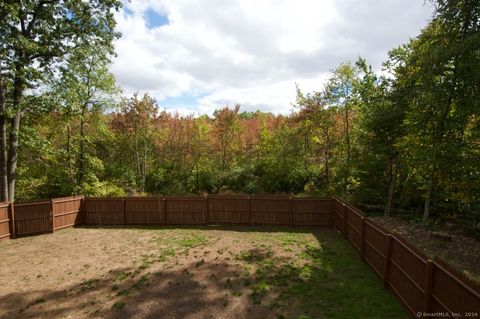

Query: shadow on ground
[[0, 226, 408, 319]]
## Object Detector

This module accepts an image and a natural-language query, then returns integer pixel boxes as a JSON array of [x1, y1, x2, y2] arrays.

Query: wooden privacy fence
[[1, 194, 479, 317], [0, 201, 13, 239], [0, 196, 84, 238], [332, 197, 480, 318], [82, 196, 333, 226]]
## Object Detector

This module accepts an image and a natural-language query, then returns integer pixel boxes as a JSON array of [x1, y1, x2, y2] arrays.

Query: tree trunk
[[422, 169, 434, 223], [344, 104, 351, 193], [6, 68, 24, 202], [142, 139, 147, 192], [385, 160, 396, 216], [66, 120, 74, 185], [7, 110, 21, 201], [0, 76, 8, 201], [323, 127, 330, 189], [77, 109, 85, 186]]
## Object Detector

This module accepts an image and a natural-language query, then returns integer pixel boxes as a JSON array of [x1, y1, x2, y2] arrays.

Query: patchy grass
[[112, 301, 126, 310], [0, 226, 408, 319]]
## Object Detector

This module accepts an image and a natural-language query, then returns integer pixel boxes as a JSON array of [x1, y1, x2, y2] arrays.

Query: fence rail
[[1, 194, 479, 317]]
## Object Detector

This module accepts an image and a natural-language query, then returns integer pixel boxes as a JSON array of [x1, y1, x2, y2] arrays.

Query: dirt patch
[[371, 216, 480, 283], [0, 226, 407, 319]]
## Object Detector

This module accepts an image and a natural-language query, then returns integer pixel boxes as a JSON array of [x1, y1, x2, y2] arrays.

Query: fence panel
[[292, 198, 333, 226], [363, 219, 388, 278], [14, 200, 52, 236], [250, 197, 290, 225], [345, 207, 363, 251], [165, 197, 205, 224], [333, 200, 345, 232], [52, 196, 83, 230], [83, 198, 124, 224], [0, 202, 10, 239], [208, 195, 250, 224], [125, 197, 165, 224], [387, 238, 428, 315], [430, 263, 480, 314]]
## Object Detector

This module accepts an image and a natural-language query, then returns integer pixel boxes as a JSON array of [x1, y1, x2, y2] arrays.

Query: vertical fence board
[[250, 196, 291, 225], [83, 198, 124, 225], [165, 197, 205, 224], [207, 195, 250, 224], [292, 199, 334, 226], [14, 200, 52, 236], [52, 196, 83, 231], [124, 197, 165, 224], [0, 202, 10, 239]]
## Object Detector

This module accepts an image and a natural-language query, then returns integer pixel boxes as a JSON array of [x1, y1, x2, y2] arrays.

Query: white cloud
[[111, 0, 434, 115]]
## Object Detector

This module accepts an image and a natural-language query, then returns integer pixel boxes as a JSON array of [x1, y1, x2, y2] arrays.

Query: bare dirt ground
[[371, 216, 480, 283], [0, 226, 407, 319]]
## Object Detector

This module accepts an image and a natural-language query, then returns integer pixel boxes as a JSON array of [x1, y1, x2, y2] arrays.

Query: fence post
[[289, 197, 293, 226], [8, 201, 15, 239], [204, 195, 209, 225], [424, 260, 434, 312], [163, 197, 167, 224], [123, 198, 127, 225], [383, 234, 393, 288], [146, 198, 149, 225], [343, 204, 348, 238], [360, 217, 366, 262], [80, 197, 85, 225], [51, 198, 55, 233], [248, 196, 252, 226], [333, 199, 338, 230]]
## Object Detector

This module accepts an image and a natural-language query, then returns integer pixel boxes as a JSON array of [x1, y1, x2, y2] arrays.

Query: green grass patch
[[158, 248, 176, 262], [112, 301, 126, 310], [176, 234, 208, 248], [236, 229, 408, 318], [152, 229, 209, 250], [132, 275, 149, 289], [115, 271, 131, 281], [117, 290, 130, 296], [80, 279, 98, 291]]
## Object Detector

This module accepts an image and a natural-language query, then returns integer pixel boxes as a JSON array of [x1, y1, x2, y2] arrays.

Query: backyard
[[0, 226, 407, 319]]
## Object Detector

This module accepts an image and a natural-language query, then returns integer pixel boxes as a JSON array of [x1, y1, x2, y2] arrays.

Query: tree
[[111, 94, 158, 193], [212, 105, 241, 173], [294, 85, 336, 192], [394, 0, 480, 221], [52, 43, 118, 190], [354, 57, 405, 216], [323, 63, 359, 194], [0, 0, 121, 201]]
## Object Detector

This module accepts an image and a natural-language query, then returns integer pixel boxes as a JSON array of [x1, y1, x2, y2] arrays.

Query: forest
[[1, 0, 479, 234]]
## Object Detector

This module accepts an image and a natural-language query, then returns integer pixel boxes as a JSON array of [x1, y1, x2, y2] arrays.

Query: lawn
[[0, 226, 408, 319]]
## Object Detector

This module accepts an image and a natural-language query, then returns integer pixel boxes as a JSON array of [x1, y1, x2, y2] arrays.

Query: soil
[[0, 225, 407, 319], [371, 216, 480, 283]]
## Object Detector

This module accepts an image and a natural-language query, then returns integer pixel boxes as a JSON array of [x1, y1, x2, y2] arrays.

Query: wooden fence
[[332, 197, 480, 317], [82, 196, 334, 226], [0, 196, 84, 238], [0, 201, 12, 239], [1, 194, 479, 317]]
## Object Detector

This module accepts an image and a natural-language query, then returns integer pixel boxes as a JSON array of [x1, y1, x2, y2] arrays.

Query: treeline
[[1, 1, 479, 233]]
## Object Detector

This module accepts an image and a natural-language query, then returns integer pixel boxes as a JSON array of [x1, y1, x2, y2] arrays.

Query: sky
[[111, 0, 435, 116]]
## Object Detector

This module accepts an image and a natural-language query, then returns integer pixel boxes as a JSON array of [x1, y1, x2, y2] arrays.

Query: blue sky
[[111, 0, 434, 116], [144, 8, 170, 29]]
